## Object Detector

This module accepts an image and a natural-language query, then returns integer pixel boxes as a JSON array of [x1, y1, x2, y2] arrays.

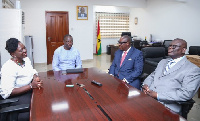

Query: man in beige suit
[[142, 38, 200, 114]]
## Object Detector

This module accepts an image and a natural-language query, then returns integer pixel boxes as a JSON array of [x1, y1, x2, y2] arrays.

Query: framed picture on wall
[[77, 6, 88, 20]]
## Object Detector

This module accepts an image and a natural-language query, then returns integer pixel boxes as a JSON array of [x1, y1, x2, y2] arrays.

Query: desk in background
[[110, 45, 119, 62], [186, 55, 200, 98], [30, 68, 185, 121]]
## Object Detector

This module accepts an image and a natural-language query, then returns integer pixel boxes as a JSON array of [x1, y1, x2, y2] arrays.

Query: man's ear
[[182, 48, 186, 54]]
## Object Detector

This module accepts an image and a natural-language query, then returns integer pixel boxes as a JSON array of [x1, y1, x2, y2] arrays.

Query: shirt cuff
[[123, 78, 129, 83], [157, 94, 159, 101]]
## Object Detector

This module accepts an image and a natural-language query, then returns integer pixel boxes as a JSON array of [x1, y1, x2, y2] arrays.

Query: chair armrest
[[176, 99, 195, 119], [0, 98, 19, 105], [176, 99, 195, 105], [0, 104, 29, 114]]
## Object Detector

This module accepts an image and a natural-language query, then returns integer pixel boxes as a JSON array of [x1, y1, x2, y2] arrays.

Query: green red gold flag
[[96, 20, 101, 55]]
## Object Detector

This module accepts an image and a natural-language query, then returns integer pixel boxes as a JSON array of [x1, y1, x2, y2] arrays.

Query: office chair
[[141, 47, 166, 75], [0, 97, 29, 121], [0, 77, 29, 121], [188, 46, 200, 55], [133, 40, 142, 50], [121, 32, 131, 37], [163, 40, 172, 56], [176, 99, 195, 119]]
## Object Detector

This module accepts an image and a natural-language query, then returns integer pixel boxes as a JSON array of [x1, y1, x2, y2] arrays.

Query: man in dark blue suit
[[109, 35, 143, 89]]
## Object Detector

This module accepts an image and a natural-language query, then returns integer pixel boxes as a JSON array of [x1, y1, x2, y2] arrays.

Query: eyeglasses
[[168, 45, 181, 49], [65, 40, 73, 43], [118, 41, 128, 45]]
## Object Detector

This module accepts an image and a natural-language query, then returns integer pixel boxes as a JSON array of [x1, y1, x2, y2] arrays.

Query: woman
[[0, 38, 43, 120]]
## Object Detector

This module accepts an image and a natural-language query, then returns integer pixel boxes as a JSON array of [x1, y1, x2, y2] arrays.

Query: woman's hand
[[31, 76, 43, 89]]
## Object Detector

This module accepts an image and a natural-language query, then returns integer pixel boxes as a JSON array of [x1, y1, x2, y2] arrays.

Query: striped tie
[[164, 60, 175, 74], [120, 51, 127, 67]]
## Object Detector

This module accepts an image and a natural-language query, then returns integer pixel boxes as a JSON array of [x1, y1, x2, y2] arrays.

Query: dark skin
[[142, 39, 187, 99], [10, 42, 43, 96], [63, 36, 73, 50], [118, 35, 131, 51]]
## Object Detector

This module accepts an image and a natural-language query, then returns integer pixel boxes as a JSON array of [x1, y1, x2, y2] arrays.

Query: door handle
[[48, 37, 51, 41]]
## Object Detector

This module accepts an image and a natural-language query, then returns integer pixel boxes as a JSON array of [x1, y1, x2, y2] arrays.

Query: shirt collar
[[123, 47, 131, 54], [171, 56, 185, 63]]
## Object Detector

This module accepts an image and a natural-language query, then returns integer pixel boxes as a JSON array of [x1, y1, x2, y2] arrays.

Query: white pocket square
[[128, 58, 132, 60]]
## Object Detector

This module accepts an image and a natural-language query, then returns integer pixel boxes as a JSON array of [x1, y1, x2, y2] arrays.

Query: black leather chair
[[141, 47, 166, 76], [177, 99, 195, 119], [163, 40, 172, 56], [188, 46, 200, 55], [0, 97, 29, 121], [133, 40, 142, 50]]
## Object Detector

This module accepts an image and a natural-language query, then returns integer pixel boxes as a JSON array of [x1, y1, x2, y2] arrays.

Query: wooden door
[[46, 11, 69, 64]]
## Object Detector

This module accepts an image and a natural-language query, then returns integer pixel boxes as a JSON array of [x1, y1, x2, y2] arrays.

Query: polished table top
[[30, 68, 185, 121]]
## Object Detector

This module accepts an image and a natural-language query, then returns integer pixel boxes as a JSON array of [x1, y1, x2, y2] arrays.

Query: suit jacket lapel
[[118, 51, 123, 67], [120, 47, 133, 68], [164, 57, 187, 76]]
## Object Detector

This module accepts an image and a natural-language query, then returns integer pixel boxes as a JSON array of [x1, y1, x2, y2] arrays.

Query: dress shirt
[[0, 57, 38, 99], [121, 47, 131, 57], [52, 46, 82, 71]]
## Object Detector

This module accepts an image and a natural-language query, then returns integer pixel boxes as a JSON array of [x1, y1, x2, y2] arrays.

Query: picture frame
[[77, 6, 88, 20]]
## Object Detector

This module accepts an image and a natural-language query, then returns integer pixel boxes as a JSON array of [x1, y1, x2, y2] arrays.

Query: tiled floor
[[34, 53, 200, 121]]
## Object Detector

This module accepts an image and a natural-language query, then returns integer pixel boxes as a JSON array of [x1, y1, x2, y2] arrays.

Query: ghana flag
[[96, 20, 101, 55]]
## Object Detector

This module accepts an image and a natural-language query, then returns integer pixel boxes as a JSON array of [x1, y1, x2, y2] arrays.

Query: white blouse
[[0, 57, 37, 99]]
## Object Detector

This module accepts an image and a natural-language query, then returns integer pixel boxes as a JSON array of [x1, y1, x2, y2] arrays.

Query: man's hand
[[142, 84, 149, 94], [142, 84, 157, 99], [147, 90, 157, 99]]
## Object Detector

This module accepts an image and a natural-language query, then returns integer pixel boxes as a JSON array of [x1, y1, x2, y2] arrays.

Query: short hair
[[5, 38, 20, 54], [63, 34, 73, 41], [121, 35, 132, 43]]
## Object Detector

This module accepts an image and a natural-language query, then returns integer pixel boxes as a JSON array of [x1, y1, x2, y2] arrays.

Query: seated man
[[52, 34, 82, 71], [109, 35, 143, 89], [142, 38, 200, 115]]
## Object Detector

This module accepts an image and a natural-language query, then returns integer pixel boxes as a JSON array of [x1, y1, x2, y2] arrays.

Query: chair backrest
[[121, 32, 131, 37], [189, 46, 200, 55], [163, 40, 172, 56], [163, 40, 172, 47], [141, 47, 166, 62], [141, 47, 166, 76], [133, 40, 141, 50]]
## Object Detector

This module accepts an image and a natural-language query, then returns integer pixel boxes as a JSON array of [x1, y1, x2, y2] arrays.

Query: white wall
[[0, 9, 23, 65], [19, 0, 146, 63], [129, 0, 200, 51]]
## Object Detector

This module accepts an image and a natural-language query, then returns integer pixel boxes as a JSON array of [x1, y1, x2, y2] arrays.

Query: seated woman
[[0, 38, 43, 120]]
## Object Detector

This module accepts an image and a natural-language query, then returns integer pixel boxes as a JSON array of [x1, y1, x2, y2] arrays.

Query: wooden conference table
[[30, 68, 185, 121]]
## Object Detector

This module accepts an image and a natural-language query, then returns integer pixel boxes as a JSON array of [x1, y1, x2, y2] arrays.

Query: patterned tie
[[164, 59, 175, 74], [120, 51, 127, 67]]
